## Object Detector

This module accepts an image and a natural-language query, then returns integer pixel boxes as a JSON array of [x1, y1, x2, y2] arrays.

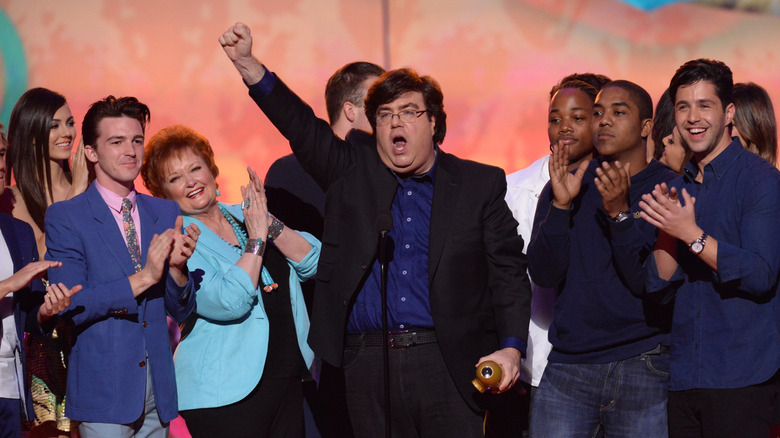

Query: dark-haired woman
[[732, 82, 778, 167], [2, 87, 89, 437]]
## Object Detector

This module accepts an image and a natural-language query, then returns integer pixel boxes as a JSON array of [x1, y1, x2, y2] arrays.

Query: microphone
[[376, 212, 393, 265], [375, 211, 393, 235]]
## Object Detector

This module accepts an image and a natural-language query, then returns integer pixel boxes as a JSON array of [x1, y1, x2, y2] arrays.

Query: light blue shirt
[[174, 203, 321, 410]]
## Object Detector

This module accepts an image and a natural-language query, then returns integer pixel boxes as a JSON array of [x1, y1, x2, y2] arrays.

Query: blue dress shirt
[[646, 139, 780, 391], [348, 165, 437, 332]]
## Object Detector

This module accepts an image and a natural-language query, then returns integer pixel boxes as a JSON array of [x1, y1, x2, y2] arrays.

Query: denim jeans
[[530, 346, 669, 438]]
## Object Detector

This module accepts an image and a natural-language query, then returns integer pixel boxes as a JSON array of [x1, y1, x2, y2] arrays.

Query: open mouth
[[186, 187, 204, 198], [55, 140, 72, 149], [686, 127, 707, 141], [393, 135, 407, 151]]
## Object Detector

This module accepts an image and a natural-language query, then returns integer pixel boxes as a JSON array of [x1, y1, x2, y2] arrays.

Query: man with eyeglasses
[[221, 22, 531, 437]]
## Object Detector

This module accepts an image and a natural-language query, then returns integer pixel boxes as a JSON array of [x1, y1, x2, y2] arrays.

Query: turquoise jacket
[[174, 203, 320, 410]]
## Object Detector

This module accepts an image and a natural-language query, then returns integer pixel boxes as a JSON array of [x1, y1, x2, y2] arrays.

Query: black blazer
[[0, 212, 43, 422], [252, 77, 531, 410]]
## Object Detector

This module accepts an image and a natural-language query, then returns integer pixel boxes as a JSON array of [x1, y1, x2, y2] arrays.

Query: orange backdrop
[[1, 0, 779, 202]]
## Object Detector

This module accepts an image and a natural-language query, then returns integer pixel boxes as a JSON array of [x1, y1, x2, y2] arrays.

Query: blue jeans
[[530, 347, 669, 438]]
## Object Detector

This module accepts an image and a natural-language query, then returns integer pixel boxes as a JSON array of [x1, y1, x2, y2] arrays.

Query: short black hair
[[550, 72, 612, 98], [325, 62, 385, 125], [365, 68, 447, 144], [556, 80, 599, 103], [82, 96, 150, 148], [602, 80, 653, 121], [669, 59, 733, 109]]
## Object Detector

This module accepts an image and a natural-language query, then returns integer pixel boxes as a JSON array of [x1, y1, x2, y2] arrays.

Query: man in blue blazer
[[0, 137, 78, 437], [45, 96, 199, 437]]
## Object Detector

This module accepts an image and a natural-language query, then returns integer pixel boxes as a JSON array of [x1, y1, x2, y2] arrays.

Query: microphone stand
[[376, 212, 393, 438], [378, 228, 391, 438]]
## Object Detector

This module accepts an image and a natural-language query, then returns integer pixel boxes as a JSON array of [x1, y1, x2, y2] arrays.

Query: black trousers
[[342, 341, 484, 438], [180, 376, 303, 438], [668, 369, 780, 438]]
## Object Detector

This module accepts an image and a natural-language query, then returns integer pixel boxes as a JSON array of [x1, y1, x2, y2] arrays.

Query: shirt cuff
[[544, 202, 572, 232], [246, 69, 277, 98], [500, 336, 528, 358], [644, 252, 684, 294], [608, 214, 636, 244]]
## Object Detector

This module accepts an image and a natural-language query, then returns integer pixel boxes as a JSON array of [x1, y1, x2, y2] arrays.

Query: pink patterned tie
[[121, 198, 142, 272]]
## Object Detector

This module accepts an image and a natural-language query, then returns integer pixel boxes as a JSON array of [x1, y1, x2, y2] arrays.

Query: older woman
[[141, 125, 320, 437]]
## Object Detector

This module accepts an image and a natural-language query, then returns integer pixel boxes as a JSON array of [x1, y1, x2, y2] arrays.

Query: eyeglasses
[[375, 109, 427, 126]]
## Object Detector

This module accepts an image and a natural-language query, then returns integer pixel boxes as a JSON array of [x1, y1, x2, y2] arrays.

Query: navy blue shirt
[[348, 166, 437, 332], [646, 139, 780, 391], [528, 159, 677, 364]]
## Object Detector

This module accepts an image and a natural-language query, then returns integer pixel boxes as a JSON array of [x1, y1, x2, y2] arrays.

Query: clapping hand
[[594, 160, 631, 219], [549, 141, 589, 210]]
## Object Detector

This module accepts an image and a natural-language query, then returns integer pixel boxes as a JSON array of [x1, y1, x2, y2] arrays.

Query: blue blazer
[[174, 203, 319, 410], [45, 183, 196, 424], [0, 213, 42, 423]]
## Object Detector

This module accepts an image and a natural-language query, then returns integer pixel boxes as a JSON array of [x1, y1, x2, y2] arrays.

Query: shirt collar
[[95, 180, 138, 214], [683, 137, 744, 183]]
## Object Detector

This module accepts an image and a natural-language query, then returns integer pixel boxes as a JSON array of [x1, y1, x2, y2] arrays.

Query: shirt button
[[405, 244, 410, 249], [402, 270, 407, 275], [407, 191, 412, 196], [360, 264, 367, 270], [406, 217, 411, 223], [142, 321, 147, 328], [399, 324, 405, 329], [139, 361, 146, 367], [401, 297, 406, 302]]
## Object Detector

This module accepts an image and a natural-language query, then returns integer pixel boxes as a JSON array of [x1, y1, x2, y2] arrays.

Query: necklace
[[218, 205, 278, 292]]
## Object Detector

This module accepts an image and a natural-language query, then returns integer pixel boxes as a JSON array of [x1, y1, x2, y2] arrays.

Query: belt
[[345, 329, 437, 349]]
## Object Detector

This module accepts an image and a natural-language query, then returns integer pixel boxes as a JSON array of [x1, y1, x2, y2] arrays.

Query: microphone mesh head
[[375, 211, 393, 234]]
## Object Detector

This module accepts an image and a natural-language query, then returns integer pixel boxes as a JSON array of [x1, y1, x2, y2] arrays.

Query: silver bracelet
[[244, 238, 266, 256], [267, 215, 285, 241]]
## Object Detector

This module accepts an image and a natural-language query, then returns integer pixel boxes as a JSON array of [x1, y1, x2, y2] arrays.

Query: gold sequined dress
[[25, 325, 71, 432]]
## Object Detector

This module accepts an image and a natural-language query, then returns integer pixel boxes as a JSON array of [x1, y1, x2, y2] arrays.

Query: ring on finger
[[241, 198, 251, 210]]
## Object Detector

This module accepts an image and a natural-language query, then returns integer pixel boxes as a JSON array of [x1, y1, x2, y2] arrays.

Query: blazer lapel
[[374, 159, 398, 220], [136, 194, 161, 264], [428, 152, 460, 285], [0, 214, 25, 271], [87, 185, 137, 276]]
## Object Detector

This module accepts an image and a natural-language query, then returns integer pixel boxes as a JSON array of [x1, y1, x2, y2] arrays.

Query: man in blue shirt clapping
[[640, 58, 780, 438]]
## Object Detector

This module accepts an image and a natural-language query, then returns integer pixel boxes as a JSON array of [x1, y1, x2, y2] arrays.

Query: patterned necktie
[[121, 198, 142, 272]]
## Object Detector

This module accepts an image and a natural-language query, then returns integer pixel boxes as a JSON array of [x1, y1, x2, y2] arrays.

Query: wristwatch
[[611, 211, 631, 223], [689, 233, 708, 255]]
